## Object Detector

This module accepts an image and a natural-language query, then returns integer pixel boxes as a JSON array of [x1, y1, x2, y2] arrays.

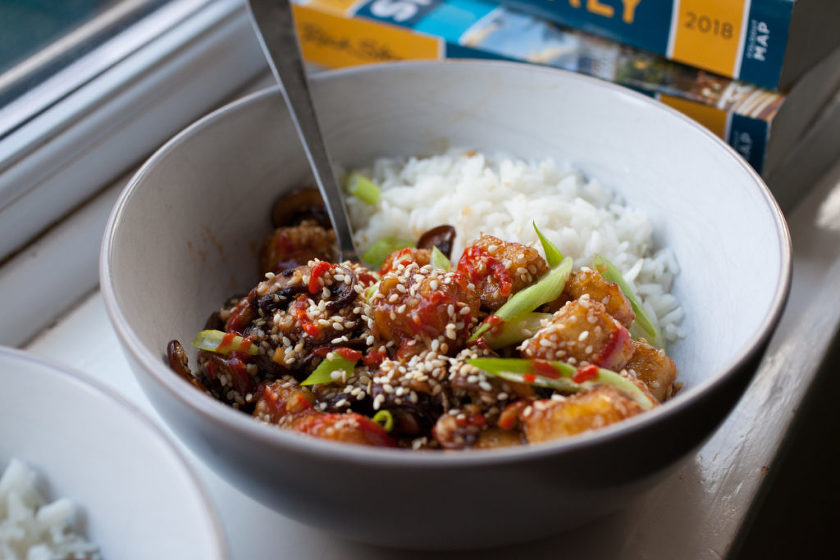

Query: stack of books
[[291, 0, 840, 209]]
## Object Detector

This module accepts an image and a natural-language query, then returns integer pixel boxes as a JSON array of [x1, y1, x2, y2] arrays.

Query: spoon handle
[[247, 0, 358, 262]]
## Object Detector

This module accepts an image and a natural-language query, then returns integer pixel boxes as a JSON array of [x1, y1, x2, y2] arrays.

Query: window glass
[[0, 0, 173, 133]]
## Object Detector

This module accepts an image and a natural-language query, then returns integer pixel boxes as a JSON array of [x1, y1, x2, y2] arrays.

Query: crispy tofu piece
[[292, 412, 396, 447], [474, 428, 523, 449], [260, 220, 336, 274], [547, 267, 635, 328], [254, 380, 395, 447], [380, 247, 431, 275], [372, 263, 479, 357], [521, 386, 643, 443], [253, 379, 314, 426], [457, 234, 548, 311], [624, 339, 677, 402], [520, 297, 634, 370], [432, 405, 487, 449]]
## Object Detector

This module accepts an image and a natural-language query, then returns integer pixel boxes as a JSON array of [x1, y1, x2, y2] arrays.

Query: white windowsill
[[0, 0, 266, 263]]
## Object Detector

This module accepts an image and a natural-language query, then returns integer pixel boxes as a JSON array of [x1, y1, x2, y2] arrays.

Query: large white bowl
[[101, 60, 791, 549], [0, 347, 227, 559]]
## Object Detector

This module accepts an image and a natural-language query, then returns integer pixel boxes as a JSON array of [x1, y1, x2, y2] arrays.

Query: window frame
[[0, 0, 266, 263]]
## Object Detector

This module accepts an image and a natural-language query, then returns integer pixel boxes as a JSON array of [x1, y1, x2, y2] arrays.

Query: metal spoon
[[246, 0, 358, 262]]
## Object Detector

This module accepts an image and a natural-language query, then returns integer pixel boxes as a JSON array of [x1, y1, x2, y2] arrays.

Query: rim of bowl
[[100, 59, 792, 468], [0, 346, 230, 558]]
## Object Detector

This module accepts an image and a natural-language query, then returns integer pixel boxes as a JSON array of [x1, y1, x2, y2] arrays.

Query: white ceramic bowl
[[0, 347, 227, 559], [101, 61, 791, 549]]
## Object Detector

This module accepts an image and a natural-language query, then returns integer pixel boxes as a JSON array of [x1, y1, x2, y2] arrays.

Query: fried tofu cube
[[520, 297, 634, 371], [380, 247, 431, 275], [457, 234, 548, 311], [474, 428, 523, 449], [372, 263, 479, 356], [260, 220, 337, 274], [292, 413, 396, 447], [624, 339, 677, 402], [550, 267, 635, 328], [521, 386, 643, 443]]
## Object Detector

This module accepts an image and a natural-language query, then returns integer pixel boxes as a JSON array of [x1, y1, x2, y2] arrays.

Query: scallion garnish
[[592, 254, 663, 348], [192, 329, 259, 355], [364, 280, 380, 301], [466, 357, 656, 410], [300, 354, 357, 386], [430, 245, 451, 271], [533, 221, 564, 267], [483, 312, 551, 349], [346, 173, 380, 205], [372, 410, 394, 432], [469, 256, 573, 342], [361, 237, 415, 268]]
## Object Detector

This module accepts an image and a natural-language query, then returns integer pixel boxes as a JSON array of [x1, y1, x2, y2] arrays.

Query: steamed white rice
[[347, 149, 685, 342], [0, 459, 100, 560]]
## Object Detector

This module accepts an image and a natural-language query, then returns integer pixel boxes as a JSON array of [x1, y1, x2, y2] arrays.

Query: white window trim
[[0, 0, 266, 263]]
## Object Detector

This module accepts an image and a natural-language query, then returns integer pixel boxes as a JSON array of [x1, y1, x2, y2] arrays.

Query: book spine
[[292, 0, 770, 171], [655, 94, 767, 171], [497, 0, 795, 89]]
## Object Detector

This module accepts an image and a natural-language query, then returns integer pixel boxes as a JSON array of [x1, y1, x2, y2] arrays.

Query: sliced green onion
[[469, 256, 573, 342], [372, 410, 394, 432], [300, 354, 357, 386], [430, 246, 451, 271], [592, 368, 656, 410], [192, 330, 259, 355], [533, 221, 564, 267], [361, 237, 415, 269], [467, 358, 580, 392], [484, 312, 551, 350], [468, 357, 574, 376], [592, 255, 663, 348], [466, 357, 655, 410], [364, 280, 380, 301], [346, 173, 380, 205]]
